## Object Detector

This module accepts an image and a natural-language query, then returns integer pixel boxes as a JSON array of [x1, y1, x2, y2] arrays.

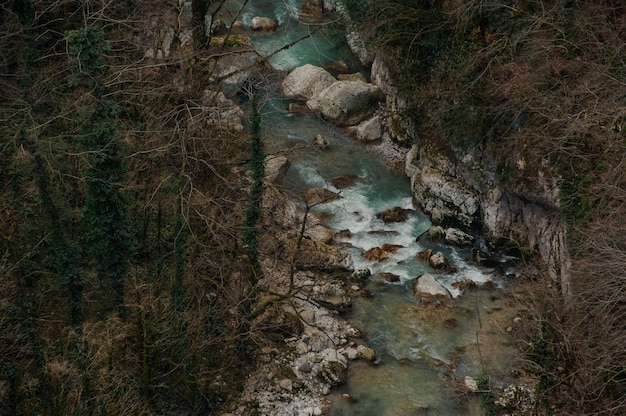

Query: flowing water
[[214, 1, 518, 414]]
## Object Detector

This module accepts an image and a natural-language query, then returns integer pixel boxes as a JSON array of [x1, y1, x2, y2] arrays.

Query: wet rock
[[299, 0, 324, 23], [282, 64, 336, 101], [429, 251, 448, 269], [368, 229, 400, 237], [250, 16, 278, 31], [304, 187, 341, 205], [444, 227, 475, 246], [231, 20, 244, 31], [451, 280, 477, 291], [336, 229, 353, 239], [411, 273, 452, 300], [318, 81, 385, 126], [350, 268, 371, 282], [356, 345, 377, 361], [318, 360, 347, 386], [362, 244, 404, 262], [311, 134, 329, 150], [328, 174, 360, 189], [472, 248, 501, 267], [377, 206, 415, 223], [417, 248, 433, 261], [371, 272, 400, 282], [407, 159, 480, 227]]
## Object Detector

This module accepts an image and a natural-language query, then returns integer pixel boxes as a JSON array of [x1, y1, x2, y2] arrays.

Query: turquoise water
[[217, 1, 517, 414]]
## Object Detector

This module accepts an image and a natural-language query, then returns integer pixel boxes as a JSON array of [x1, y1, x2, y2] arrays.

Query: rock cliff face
[[371, 53, 570, 293]]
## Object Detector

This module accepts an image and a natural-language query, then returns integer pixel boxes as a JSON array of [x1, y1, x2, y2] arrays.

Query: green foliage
[[67, 26, 134, 307], [65, 25, 111, 79]]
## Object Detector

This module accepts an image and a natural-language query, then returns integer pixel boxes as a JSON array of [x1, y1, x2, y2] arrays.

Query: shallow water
[[217, 1, 517, 413]]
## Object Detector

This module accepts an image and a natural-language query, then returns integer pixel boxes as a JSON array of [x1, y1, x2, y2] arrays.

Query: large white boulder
[[412, 273, 452, 300], [317, 81, 384, 126], [282, 64, 336, 101], [250, 16, 278, 31]]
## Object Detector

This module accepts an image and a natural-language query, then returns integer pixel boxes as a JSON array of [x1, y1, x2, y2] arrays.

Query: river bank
[[203, 1, 537, 415]]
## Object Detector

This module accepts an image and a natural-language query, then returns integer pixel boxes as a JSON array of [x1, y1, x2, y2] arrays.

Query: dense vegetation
[[3, 0, 626, 414], [0, 1, 273, 414], [345, 0, 626, 414]]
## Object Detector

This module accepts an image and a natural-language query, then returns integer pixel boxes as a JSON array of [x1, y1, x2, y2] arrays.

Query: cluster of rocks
[[222, 160, 383, 416]]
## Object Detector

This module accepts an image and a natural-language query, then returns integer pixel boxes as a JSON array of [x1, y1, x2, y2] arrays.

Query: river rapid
[[213, 1, 520, 414]]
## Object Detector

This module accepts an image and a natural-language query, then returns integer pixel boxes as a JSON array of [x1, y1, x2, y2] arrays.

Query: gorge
[[3, 1, 624, 415]]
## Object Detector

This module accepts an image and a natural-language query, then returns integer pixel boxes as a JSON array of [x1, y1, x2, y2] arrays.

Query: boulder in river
[[444, 227, 475, 246], [429, 251, 449, 269], [317, 80, 385, 126], [356, 345, 377, 362], [377, 206, 415, 223], [411, 273, 452, 300], [371, 272, 401, 282], [328, 174, 360, 189], [282, 64, 336, 101], [250, 16, 278, 31], [362, 244, 404, 262], [311, 134, 329, 150]]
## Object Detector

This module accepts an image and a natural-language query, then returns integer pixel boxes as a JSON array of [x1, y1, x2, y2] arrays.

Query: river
[[213, 1, 519, 414]]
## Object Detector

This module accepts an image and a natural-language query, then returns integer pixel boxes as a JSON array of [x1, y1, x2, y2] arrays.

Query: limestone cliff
[[372, 53, 570, 294]]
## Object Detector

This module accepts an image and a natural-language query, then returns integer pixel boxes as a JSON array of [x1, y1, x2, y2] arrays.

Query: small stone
[[356, 345, 377, 361], [278, 378, 293, 392], [464, 376, 479, 392], [300, 309, 316, 324], [343, 347, 358, 360], [312, 134, 329, 150], [351, 268, 371, 282], [296, 341, 310, 354], [429, 251, 448, 269], [347, 327, 362, 337], [298, 360, 314, 373], [342, 393, 357, 403]]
